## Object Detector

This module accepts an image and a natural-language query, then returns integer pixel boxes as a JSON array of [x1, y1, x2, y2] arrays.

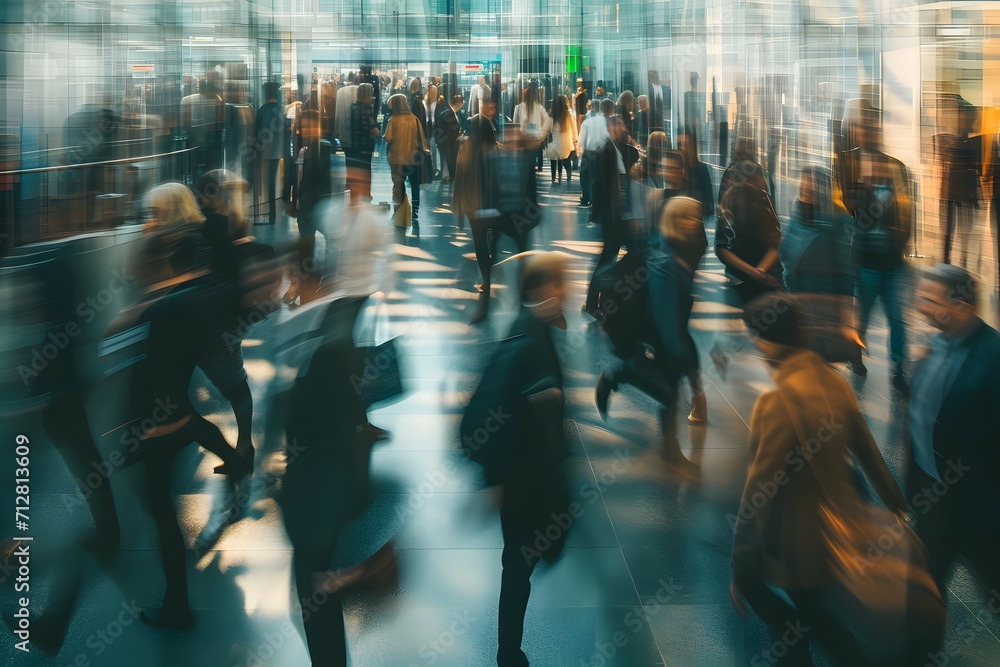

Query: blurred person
[[583, 99, 629, 316], [470, 75, 491, 117], [715, 150, 783, 304], [836, 106, 913, 390], [334, 73, 358, 153], [423, 84, 439, 179], [677, 130, 714, 219], [256, 82, 285, 224], [385, 93, 428, 234], [717, 136, 771, 208], [630, 133, 681, 191], [616, 90, 637, 142], [513, 84, 551, 173], [935, 99, 981, 268], [453, 104, 499, 229], [181, 76, 224, 182], [780, 166, 853, 296], [347, 83, 379, 203], [409, 79, 427, 139], [196, 170, 278, 461], [635, 95, 650, 148], [115, 184, 254, 628], [595, 198, 703, 475], [461, 106, 538, 324], [987, 125, 1000, 290], [284, 110, 333, 306], [730, 293, 941, 666], [577, 97, 614, 208], [437, 94, 464, 189], [546, 94, 578, 185], [595, 81, 611, 101], [573, 78, 589, 136], [909, 265, 1000, 604], [607, 113, 639, 174], [460, 253, 572, 667]]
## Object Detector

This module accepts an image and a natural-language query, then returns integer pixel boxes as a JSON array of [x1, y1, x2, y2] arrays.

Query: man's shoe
[[688, 392, 707, 424], [595, 371, 615, 421], [140, 601, 194, 629]]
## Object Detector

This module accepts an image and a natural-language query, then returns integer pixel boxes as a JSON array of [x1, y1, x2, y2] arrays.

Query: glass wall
[[1, 0, 998, 278]]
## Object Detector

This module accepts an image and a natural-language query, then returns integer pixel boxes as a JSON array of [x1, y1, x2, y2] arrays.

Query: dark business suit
[[907, 320, 1000, 595], [437, 105, 462, 182], [462, 307, 569, 667]]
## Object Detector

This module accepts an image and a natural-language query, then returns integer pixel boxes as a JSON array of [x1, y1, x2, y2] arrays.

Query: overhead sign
[[132, 64, 155, 78], [463, 64, 484, 72]]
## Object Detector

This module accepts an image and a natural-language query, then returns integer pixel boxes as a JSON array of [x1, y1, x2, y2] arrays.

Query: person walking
[[384, 93, 428, 234], [347, 83, 379, 203], [546, 94, 578, 185]]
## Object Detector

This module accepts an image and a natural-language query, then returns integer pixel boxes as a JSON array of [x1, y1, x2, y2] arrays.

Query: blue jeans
[[856, 265, 908, 371]]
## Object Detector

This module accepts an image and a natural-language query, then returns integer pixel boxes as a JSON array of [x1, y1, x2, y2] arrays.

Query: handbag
[[543, 141, 560, 160], [392, 194, 411, 228], [774, 388, 945, 635], [354, 295, 405, 407]]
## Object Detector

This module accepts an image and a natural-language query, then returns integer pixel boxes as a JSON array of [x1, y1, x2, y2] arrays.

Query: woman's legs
[[562, 158, 572, 184], [550, 158, 558, 183]]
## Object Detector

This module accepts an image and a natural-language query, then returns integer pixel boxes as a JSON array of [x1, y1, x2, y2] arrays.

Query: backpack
[[594, 250, 652, 358], [459, 335, 529, 484]]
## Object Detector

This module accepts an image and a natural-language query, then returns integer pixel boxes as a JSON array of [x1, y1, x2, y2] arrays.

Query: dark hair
[[263, 81, 280, 100], [923, 263, 977, 307], [451, 94, 464, 106], [742, 293, 802, 348], [551, 94, 570, 129], [599, 99, 615, 117]]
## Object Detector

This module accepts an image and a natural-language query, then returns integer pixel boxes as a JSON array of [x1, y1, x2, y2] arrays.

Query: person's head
[[357, 83, 374, 104], [576, 78, 584, 92], [599, 98, 615, 117], [552, 94, 569, 127], [733, 136, 757, 164], [596, 81, 605, 96], [450, 94, 464, 110], [659, 196, 704, 250], [387, 93, 411, 116], [677, 130, 697, 165], [647, 131, 671, 169], [197, 170, 249, 238], [742, 293, 803, 362], [796, 165, 833, 212], [916, 264, 978, 336], [263, 81, 280, 101], [409, 77, 422, 96], [607, 115, 627, 143], [480, 99, 497, 119], [637, 94, 648, 112], [477, 75, 487, 87], [144, 182, 205, 233], [520, 252, 570, 328], [425, 84, 438, 103], [617, 90, 635, 115]]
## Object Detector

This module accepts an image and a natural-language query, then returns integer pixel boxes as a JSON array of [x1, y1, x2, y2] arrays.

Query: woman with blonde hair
[[384, 92, 428, 233], [595, 197, 704, 477]]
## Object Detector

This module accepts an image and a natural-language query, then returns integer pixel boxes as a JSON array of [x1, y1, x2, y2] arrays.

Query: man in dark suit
[[461, 253, 571, 667], [909, 264, 1000, 602], [436, 94, 464, 187]]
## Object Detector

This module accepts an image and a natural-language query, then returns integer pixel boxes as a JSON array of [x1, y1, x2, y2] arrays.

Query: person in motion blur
[[546, 94, 578, 185], [460, 253, 572, 667], [729, 292, 941, 666], [835, 106, 913, 391], [347, 83, 379, 203], [437, 94, 464, 191], [384, 93, 428, 234], [595, 198, 704, 476], [908, 265, 1000, 611]]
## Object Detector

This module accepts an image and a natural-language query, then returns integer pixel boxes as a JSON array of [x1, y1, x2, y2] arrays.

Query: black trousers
[[344, 149, 373, 203], [584, 220, 623, 312]]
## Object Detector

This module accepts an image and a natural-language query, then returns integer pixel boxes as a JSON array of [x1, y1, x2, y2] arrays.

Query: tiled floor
[[3, 161, 999, 666]]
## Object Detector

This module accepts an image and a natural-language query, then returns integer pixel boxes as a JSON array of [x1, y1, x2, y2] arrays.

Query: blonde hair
[[146, 182, 205, 226], [659, 196, 702, 245]]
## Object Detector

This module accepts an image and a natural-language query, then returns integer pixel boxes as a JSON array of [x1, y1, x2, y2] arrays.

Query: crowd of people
[[3, 67, 999, 667]]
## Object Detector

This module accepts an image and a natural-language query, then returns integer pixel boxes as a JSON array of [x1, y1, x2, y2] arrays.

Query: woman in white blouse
[[545, 94, 578, 184], [513, 85, 551, 172]]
